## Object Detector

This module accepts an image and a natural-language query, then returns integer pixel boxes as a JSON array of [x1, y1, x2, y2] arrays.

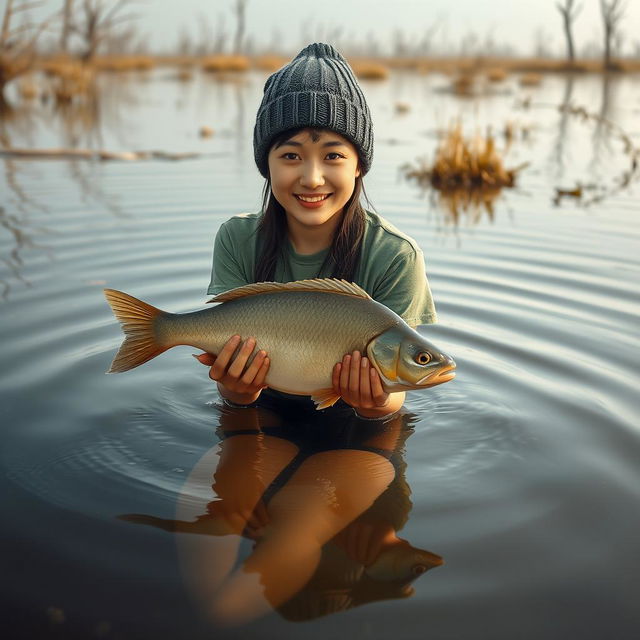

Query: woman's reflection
[[120, 399, 443, 625]]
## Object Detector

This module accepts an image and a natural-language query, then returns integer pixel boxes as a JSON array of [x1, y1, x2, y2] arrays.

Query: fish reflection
[[119, 399, 443, 625]]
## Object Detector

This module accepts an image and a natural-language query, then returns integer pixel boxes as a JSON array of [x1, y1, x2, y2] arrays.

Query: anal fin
[[311, 388, 342, 410]]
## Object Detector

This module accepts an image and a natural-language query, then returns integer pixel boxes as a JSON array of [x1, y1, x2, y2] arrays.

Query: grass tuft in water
[[404, 123, 525, 191]]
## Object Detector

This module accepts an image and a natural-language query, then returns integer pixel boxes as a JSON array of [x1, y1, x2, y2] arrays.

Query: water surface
[[1, 69, 639, 639]]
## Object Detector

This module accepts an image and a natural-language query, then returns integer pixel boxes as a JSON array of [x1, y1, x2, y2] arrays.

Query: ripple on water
[[4, 385, 219, 518]]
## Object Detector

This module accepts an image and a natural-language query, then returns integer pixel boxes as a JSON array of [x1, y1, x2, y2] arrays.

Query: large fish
[[104, 278, 455, 408]]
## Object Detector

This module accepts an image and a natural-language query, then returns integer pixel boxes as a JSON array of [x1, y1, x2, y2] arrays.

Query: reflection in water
[[589, 72, 615, 178], [0, 78, 137, 299], [550, 74, 575, 180], [0, 205, 53, 299], [120, 400, 443, 626], [401, 168, 504, 239]]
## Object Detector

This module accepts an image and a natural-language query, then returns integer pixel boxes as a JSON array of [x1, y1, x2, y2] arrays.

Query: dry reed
[[403, 123, 525, 192], [93, 56, 155, 72], [253, 54, 288, 72], [18, 76, 38, 100], [202, 55, 250, 73], [519, 73, 542, 87], [350, 60, 389, 80], [486, 67, 507, 82]]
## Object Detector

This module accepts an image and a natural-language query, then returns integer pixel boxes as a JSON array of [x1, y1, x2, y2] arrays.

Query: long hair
[[255, 127, 373, 283]]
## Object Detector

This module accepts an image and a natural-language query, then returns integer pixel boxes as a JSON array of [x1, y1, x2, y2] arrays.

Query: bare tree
[[556, 0, 582, 63], [72, 0, 138, 63], [232, 0, 247, 54], [60, 0, 74, 53], [533, 26, 553, 58], [0, 0, 55, 106], [600, 0, 626, 70]]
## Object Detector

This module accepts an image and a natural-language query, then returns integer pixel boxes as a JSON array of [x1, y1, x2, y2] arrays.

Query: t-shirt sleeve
[[206, 223, 251, 296], [372, 250, 437, 327]]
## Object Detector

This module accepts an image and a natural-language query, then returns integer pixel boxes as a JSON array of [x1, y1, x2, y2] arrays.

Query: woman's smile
[[294, 193, 333, 207]]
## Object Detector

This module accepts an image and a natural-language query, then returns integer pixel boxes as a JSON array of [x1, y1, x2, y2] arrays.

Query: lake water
[[1, 68, 639, 639]]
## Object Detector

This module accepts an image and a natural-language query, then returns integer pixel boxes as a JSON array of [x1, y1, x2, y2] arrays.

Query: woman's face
[[267, 129, 361, 235]]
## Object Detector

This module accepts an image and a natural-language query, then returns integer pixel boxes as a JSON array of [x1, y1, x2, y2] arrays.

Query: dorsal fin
[[207, 278, 371, 304]]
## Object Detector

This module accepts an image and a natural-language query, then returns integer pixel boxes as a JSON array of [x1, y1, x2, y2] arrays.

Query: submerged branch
[[0, 148, 205, 161]]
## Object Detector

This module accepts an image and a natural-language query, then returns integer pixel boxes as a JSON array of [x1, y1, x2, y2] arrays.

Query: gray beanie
[[253, 42, 374, 178]]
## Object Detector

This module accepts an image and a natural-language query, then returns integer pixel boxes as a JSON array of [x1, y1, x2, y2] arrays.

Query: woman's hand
[[194, 335, 270, 405], [332, 350, 403, 418]]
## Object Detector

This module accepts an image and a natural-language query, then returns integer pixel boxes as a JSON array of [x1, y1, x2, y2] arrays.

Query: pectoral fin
[[311, 388, 342, 410]]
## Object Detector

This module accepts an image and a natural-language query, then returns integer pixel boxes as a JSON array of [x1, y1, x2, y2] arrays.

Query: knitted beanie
[[253, 42, 374, 178]]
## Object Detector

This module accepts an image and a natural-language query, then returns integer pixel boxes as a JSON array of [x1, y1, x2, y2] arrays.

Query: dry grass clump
[[402, 124, 527, 220], [202, 55, 250, 73], [93, 56, 155, 72], [451, 73, 476, 96], [519, 72, 542, 87], [403, 123, 524, 191], [486, 67, 507, 82], [45, 62, 95, 104], [350, 60, 389, 80], [18, 75, 38, 100], [253, 54, 288, 72]]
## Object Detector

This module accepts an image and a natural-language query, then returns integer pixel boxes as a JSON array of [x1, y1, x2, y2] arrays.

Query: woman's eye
[[326, 152, 344, 160], [282, 152, 298, 160]]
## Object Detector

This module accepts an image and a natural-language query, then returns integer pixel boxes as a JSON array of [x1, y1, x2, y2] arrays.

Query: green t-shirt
[[207, 210, 437, 327]]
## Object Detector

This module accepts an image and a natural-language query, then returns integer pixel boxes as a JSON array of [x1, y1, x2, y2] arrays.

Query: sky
[[4, 0, 640, 57]]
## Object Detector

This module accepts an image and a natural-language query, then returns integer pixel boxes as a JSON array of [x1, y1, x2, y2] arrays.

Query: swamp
[[1, 1, 639, 638]]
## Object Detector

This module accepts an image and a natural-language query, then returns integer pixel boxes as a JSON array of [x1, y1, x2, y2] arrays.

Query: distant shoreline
[[31, 53, 640, 77]]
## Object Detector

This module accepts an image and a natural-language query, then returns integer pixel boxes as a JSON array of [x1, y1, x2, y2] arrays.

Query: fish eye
[[415, 352, 431, 365], [412, 564, 428, 575]]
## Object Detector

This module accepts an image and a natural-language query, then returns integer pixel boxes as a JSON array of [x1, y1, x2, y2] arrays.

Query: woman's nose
[[299, 161, 325, 188]]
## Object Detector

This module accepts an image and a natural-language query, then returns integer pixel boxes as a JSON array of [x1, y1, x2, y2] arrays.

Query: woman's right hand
[[194, 335, 270, 405]]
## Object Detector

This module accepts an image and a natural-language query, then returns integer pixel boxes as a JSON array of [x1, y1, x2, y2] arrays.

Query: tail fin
[[104, 289, 168, 373]]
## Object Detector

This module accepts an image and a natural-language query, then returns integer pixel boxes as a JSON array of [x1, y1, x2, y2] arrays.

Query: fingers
[[209, 335, 242, 381], [332, 362, 341, 393], [336, 350, 384, 410], [339, 353, 351, 390], [359, 356, 372, 407], [369, 367, 389, 406], [227, 337, 256, 379], [253, 356, 270, 389], [237, 347, 264, 384], [349, 351, 361, 395]]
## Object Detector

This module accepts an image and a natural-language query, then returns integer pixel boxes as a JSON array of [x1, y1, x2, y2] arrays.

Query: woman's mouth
[[294, 193, 332, 209]]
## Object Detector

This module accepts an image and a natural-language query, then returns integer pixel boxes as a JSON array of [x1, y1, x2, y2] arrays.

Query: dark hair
[[255, 127, 373, 283]]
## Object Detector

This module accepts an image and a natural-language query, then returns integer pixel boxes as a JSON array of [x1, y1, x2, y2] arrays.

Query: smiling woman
[[196, 42, 438, 421], [268, 129, 361, 254]]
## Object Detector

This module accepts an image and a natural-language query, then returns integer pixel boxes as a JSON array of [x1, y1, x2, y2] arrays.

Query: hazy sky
[[5, 0, 640, 57]]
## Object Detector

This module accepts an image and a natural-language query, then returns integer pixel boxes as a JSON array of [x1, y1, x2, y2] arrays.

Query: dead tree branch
[[556, 0, 582, 63]]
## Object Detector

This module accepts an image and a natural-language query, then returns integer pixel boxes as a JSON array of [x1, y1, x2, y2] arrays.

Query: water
[[1, 68, 639, 639]]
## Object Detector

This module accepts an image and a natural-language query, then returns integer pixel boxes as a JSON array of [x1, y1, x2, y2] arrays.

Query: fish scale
[[161, 291, 398, 395], [104, 278, 455, 408]]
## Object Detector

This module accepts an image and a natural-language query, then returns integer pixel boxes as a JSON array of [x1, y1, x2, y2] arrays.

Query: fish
[[104, 278, 455, 409], [364, 542, 444, 583]]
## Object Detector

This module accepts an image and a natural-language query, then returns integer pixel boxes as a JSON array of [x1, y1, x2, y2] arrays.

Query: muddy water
[[1, 69, 639, 639]]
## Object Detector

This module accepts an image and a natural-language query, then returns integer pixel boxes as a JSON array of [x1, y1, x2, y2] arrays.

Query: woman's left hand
[[332, 350, 390, 412]]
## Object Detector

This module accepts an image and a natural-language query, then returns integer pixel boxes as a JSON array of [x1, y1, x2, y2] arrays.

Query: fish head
[[367, 325, 456, 391], [364, 540, 444, 583]]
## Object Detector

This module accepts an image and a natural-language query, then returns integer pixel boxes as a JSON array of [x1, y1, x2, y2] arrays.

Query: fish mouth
[[417, 364, 456, 386]]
